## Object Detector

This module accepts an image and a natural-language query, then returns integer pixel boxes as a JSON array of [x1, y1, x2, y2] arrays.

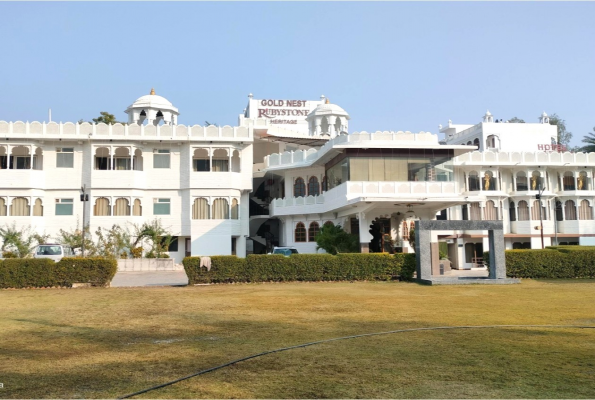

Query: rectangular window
[[114, 158, 131, 170], [56, 148, 74, 168], [153, 198, 171, 215], [95, 157, 110, 170], [14, 156, 31, 169], [0, 156, 6, 169], [193, 159, 210, 172], [55, 198, 74, 215], [153, 149, 170, 169]]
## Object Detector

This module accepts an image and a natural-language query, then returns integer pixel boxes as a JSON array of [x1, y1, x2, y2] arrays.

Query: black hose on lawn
[[118, 324, 594, 399]]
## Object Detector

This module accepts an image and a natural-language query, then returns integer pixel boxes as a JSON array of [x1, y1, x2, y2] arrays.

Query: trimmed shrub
[[56, 257, 118, 287], [0, 257, 117, 289], [399, 253, 417, 281], [184, 253, 414, 284]]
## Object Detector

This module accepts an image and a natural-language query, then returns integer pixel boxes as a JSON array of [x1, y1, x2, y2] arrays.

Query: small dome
[[130, 94, 174, 108], [485, 110, 492, 116], [541, 111, 548, 117], [307, 102, 350, 119]]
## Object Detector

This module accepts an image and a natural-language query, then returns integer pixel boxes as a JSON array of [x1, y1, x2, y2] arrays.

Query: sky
[[0, 2, 593, 147]]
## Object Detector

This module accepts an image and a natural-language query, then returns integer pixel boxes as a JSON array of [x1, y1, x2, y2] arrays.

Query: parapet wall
[[0, 121, 252, 141]]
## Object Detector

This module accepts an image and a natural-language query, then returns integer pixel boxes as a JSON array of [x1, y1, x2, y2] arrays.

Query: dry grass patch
[[1, 280, 594, 398]]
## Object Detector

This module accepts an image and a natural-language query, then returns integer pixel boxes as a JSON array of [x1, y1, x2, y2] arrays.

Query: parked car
[[34, 244, 74, 262], [270, 247, 299, 257]]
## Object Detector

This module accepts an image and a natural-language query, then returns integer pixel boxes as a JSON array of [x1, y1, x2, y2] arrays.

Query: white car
[[34, 244, 74, 262], [270, 247, 299, 257]]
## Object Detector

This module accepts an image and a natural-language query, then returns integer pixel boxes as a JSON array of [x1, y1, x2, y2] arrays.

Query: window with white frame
[[153, 149, 170, 169], [153, 198, 171, 215], [56, 148, 74, 168], [55, 198, 73, 215]]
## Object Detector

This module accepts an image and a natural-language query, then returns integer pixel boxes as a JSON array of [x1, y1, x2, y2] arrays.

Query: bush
[[0, 257, 117, 289], [183, 253, 415, 284], [485, 248, 595, 279]]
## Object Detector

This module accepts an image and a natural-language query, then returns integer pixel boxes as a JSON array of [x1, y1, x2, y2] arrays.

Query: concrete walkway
[[110, 270, 189, 287]]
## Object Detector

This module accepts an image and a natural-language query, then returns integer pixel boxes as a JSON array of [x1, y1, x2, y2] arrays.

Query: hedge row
[[0, 257, 118, 289], [484, 248, 595, 279], [184, 253, 417, 284]]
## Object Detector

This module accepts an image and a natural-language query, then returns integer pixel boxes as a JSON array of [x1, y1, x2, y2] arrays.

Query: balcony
[[270, 181, 463, 217], [0, 169, 46, 189]]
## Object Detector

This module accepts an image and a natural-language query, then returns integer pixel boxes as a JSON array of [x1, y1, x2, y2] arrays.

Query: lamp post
[[80, 185, 89, 257], [536, 186, 546, 249]]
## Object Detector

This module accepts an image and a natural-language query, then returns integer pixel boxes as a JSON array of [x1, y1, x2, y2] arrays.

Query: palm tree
[[580, 127, 595, 153]]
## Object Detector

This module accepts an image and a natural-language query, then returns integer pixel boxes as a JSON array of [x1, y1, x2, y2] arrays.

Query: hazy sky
[[0, 2, 593, 147]]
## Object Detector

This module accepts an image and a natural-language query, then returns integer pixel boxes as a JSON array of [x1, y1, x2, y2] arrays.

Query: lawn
[[1, 280, 595, 399]]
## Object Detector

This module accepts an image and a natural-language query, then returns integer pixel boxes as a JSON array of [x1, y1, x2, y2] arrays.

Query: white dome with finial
[[125, 88, 179, 125], [305, 97, 350, 138]]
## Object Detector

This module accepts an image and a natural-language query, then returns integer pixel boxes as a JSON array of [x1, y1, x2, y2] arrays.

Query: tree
[[315, 224, 359, 255], [580, 127, 595, 153], [92, 112, 120, 125], [508, 117, 525, 123], [0, 223, 49, 258], [408, 227, 416, 253], [131, 219, 173, 258], [57, 225, 97, 256], [548, 113, 573, 146]]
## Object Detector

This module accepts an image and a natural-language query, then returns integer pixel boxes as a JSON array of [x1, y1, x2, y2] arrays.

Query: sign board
[[245, 98, 324, 134], [537, 144, 568, 152]]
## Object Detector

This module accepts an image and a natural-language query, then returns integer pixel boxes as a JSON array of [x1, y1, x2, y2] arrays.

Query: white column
[[29, 145, 34, 169], [110, 146, 114, 170], [327, 116, 337, 137], [315, 116, 322, 135], [130, 147, 134, 170]]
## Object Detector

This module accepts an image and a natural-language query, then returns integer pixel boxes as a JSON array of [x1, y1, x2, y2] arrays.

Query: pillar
[[236, 236, 247, 258], [315, 116, 322, 135], [415, 221, 432, 281], [488, 229, 506, 279], [357, 212, 373, 253]]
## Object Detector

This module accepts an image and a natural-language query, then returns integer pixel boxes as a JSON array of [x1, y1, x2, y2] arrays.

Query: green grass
[[1, 280, 595, 398]]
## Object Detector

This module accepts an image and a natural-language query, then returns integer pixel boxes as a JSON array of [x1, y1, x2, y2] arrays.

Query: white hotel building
[[1, 90, 594, 268]]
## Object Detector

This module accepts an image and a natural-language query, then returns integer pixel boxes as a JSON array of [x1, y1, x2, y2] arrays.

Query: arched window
[[295, 222, 306, 242], [473, 138, 480, 148], [231, 150, 240, 172], [402, 221, 409, 239], [470, 202, 482, 220], [231, 199, 239, 219], [509, 201, 516, 222], [33, 147, 43, 170], [321, 176, 328, 193], [308, 176, 319, 196], [133, 149, 143, 171], [579, 200, 593, 220], [482, 171, 496, 191], [484, 200, 497, 220], [518, 200, 530, 221], [555, 201, 563, 221], [10, 146, 31, 169], [409, 221, 415, 239], [294, 177, 306, 197], [516, 172, 528, 191], [193, 148, 210, 172], [468, 171, 480, 191], [466, 141, 472, 146], [114, 198, 130, 216], [578, 171, 588, 191], [212, 149, 229, 172], [212, 198, 229, 219], [95, 147, 111, 170], [114, 147, 131, 170], [33, 198, 43, 216], [308, 222, 320, 242], [93, 197, 110, 216], [578, 200, 593, 220], [486, 135, 497, 149], [563, 171, 575, 191], [531, 200, 545, 221], [531, 171, 542, 191], [192, 198, 209, 219], [10, 197, 30, 216], [0, 198, 6, 216], [133, 199, 142, 216], [565, 200, 577, 220]]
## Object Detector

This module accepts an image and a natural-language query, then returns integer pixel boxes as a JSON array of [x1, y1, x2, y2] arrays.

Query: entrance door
[[185, 238, 191, 258], [464, 242, 484, 268]]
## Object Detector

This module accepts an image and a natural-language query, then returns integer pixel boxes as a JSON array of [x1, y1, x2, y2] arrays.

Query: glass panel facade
[[325, 149, 454, 190]]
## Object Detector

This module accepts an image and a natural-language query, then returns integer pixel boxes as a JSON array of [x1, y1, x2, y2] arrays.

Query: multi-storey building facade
[[1, 90, 593, 269]]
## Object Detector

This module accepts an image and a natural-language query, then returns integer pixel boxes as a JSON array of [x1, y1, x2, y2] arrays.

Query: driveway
[[110, 270, 189, 287]]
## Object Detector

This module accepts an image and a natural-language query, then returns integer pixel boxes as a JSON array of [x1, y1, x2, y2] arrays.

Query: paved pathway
[[110, 270, 189, 287]]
